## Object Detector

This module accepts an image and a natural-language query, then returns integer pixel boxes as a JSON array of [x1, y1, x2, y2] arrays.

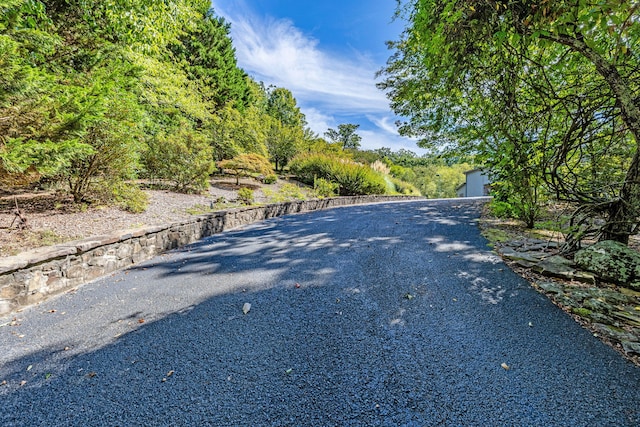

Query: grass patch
[[263, 183, 309, 203], [481, 227, 512, 245]]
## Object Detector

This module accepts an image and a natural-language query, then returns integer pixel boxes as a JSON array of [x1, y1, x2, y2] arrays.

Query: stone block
[[0, 257, 29, 275], [25, 271, 47, 293], [116, 244, 133, 259], [84, 266, 106, 282], [0, 283, 19, 299], [24, 246, 76, 265], [65, 264, 86, 279], [0, 299, 14, 315]]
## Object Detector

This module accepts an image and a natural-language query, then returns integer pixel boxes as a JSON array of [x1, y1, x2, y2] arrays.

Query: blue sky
[[211, 0, 424, 154]]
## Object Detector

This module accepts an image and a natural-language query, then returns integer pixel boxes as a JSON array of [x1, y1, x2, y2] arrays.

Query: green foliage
[[1, 0, 281, 212], [94, 180, 149, 213], [144, 123, 214, 193], [262, 174, 278, 184], [237, 187, 254, 205], [218, 153, 273, 185], [266, 119, 302, 171], [380, 0, 640, 242], [263, 183, 307, 203], [324, 124, 362, 151], [289, 153, 386, 196], [489, 200, 516, 219], [266, 86, 306, 129], [313, 178, 338, 198], [388, 176, 421, 196], [171, 7, 249, 110], [211, 104, 268, 161]]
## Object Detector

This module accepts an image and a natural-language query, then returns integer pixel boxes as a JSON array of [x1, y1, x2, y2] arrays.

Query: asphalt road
[[1, 199, 639, 426]]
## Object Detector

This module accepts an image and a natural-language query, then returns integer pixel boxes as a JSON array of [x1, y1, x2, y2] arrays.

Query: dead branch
[[9, 197, 28, 230]]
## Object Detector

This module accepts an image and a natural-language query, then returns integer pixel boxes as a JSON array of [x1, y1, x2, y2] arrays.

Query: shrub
[[289, 153, 386, 196], [489, 200, 516, 218], [144, 124, 214, 193], [93, 180, 149, 213], [263, 174, 278, 184], [313, 177, 338, 198], [389, 177, 421, 196], [237, 187, 254, 205], [263, 183, 307, 203], [218, 153, 273, 185]]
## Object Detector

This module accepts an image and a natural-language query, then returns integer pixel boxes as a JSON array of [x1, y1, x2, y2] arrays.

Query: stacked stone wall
[[0, 196, 422, 315]]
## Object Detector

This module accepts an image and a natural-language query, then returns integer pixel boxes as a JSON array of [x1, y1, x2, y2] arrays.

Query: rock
[[571, 271, 597, 285], [592, 323, 638, 342], [588, 312, 615, 325], [526, 241, 560, 251], [622, 341, 640, 355], [583, 298, 616, 314], [536, 281, 564, 294], [620, 287, 640, 298], [612, 311, 640, 327], [574, 240, 640, 285], [532, 256, 576, 281], [499, 247, 546, 263]]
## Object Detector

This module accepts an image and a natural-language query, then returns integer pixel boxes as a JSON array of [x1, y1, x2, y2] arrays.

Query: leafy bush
[[237, 187, 254, 205], [489, 200, 516, 218], [313, 177, 338, 198], [289, 153, 386, 196], [389, 177, 421, 196], [144, 124, 214, 193], [263, 183, 307, 203], [263, 174, 278, 184], [218, 153, 273, 185], [92, 181, 149, 213]]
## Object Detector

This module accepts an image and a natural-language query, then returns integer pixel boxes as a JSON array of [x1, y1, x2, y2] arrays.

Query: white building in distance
[[456, 169, 491, 198]]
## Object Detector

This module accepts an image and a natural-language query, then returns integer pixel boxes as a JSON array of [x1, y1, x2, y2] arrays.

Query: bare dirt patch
[[0, 177, 303, 257]]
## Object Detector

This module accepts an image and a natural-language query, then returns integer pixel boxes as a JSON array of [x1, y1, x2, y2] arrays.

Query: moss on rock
[[574, 240, 640, 288]]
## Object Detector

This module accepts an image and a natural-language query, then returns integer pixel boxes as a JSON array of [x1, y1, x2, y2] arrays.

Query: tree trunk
[[600, 150, 640, 244], [548, 33, 640, 244]]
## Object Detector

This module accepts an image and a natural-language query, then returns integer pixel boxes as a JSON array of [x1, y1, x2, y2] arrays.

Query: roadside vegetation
[[379, 1, 640, 249], [1, 0, 481, 218]]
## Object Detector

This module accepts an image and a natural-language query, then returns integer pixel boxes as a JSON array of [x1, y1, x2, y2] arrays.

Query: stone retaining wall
[[0, 196, 422, 316]]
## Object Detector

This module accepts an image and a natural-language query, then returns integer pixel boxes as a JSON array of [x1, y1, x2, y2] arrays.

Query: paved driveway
[[1, 199, 639, 426]]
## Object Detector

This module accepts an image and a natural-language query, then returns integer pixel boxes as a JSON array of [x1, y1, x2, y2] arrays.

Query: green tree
[[324, 124, 362, 150], [266, 119, 302, 171], [171, 5, 249, 110], [218, 153, 273, 185], [266, 86, 306, 129], [380, 0, 640, 243]]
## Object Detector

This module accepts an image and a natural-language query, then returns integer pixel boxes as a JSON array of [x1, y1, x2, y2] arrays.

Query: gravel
[[1, 199, 639, 426]]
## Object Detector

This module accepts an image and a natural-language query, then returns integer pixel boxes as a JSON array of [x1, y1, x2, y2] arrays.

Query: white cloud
[[366, 115, 400, 136], [213, 1, 425, 154], [301, 107, 335, 136], [215, 3, 389, 113]]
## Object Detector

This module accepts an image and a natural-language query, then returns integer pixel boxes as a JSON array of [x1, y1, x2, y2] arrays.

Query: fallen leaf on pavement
[[242, 303, 251, 314]]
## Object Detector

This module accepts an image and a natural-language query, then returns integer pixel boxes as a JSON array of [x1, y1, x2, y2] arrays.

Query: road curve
[[1, 199, 639, 426]]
